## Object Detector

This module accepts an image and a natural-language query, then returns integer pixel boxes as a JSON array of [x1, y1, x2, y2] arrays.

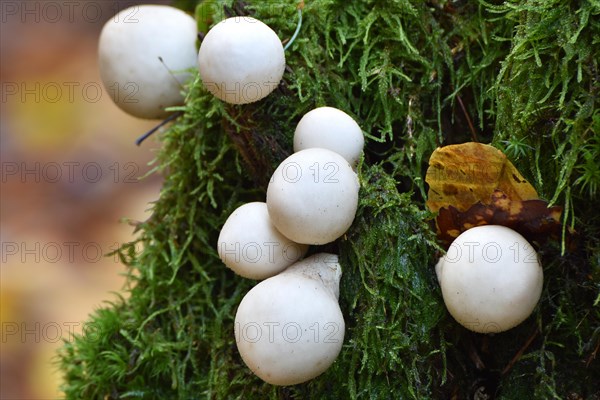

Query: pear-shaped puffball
[[294, 107, 364, 167], [235, 253, 345, 385], [267, 148, 359, 245], [217, 202, 308, 280], [436, 225, 543, 333], [98, 5, 197, 119], [198, 17, 285, 104]]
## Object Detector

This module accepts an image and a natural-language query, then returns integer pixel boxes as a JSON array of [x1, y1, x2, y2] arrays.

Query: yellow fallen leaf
[[425, 142, 538, 213]]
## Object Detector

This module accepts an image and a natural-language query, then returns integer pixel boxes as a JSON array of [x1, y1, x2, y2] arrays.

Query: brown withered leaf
[[426, 142, 538, 213], [436, 190, 563, 248]]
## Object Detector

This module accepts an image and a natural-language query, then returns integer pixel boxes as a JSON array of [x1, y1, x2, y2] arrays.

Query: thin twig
[[586, 339, 599, 367], [464, 334, 486, 371], [456, 94, 478, 142], [467, 342, 486, 370], [135, 111, 183, 146], [158, 56, 185, 91], [283, 6, 303, 51], [502, 328, 539, 375]]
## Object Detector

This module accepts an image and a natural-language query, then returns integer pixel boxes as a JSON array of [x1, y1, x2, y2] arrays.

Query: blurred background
[[1, 1, 177, 398]]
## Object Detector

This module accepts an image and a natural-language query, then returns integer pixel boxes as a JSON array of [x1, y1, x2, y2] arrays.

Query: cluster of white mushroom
[[99, 5, 545, 380], [98, 7, 286, 118], [99, 5, 363, 384], [193, 15, 364, 385], [217, 108, 364, 275], [219, 106, 363, 384]]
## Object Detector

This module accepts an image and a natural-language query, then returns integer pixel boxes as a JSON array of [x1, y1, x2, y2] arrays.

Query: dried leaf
[[425, 142, 538, 213], [436, 190, 563, 248]]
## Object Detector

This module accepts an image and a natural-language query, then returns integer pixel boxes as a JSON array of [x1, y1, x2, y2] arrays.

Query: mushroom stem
[[281, 253, 342, 300]]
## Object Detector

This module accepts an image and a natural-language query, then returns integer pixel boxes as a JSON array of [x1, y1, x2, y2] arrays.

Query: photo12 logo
[[235, 321, 342, 344], [1, 161, 140, 184], [218, 241, 305, 265], [203, 81, 280, 105], [1, 2, 139, 24], [444, 240, 539, 264], [1, 81, 142, 105], [1, 241, 142, 264], [270, 160, 341, 184], [1, 321, 102, 344], [1, 81, 103, 104]]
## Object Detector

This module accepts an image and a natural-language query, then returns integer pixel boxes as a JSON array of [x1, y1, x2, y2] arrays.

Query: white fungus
[[266, 148, 360, 245], [198, 17, 285, 104], [436, 225, 543, 333], [234, 253, 345, 385], [293, 106, 365, 167], [217, 202, 308, 280], [98, 5, 198, 119]]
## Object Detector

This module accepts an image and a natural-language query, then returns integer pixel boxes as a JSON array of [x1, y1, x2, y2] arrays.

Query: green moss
[[59, 1, 600, 399]]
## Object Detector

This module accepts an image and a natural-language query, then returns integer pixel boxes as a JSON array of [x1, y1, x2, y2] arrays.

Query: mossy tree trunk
[[59, 1, 600, 398]]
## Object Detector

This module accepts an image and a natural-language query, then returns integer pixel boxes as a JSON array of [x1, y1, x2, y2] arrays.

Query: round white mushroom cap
[[266, 148, 360, 245], [98, 5, 197, 119], [217, 202, 308, 280], [198, 17, 285, 104], [436, 225, 543, 333], [293, 107, 364, 167], [234, 253, 345, 385]]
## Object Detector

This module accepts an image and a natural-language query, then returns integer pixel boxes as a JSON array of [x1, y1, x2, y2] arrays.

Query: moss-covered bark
[[59, 1, 600, 398]]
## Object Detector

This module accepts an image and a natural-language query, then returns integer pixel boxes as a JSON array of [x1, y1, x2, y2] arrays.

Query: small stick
[[456, 94, 478, 142], [501, 328, 539, 375], [158, 56, 185, 91], [586, 339, 599, 367], [283, 4, 303, 51], [467, 342, 486, 370], [135, 111, 183, 146]]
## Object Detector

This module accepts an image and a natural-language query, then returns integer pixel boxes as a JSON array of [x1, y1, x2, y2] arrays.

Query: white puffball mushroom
[[234, 253, 345, 385], [436, 225, 543, 334], [98, 5, 198, 119], [217, 202, 308, 280], [266, 148, 360, 245], [198, 17, 285, 104], [294, 107, 365, 167]]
